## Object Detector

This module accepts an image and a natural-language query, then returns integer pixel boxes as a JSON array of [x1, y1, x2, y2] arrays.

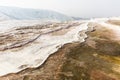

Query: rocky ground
[[0, 19, 120, 80]]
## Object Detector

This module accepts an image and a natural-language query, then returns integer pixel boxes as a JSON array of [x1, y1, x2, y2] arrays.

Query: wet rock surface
[[0, 19, 120, 80]]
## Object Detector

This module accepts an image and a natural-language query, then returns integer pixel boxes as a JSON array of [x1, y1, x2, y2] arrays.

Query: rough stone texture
[[0, 21, 120, 80]]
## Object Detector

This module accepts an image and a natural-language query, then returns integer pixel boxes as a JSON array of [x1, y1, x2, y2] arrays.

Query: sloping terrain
[[0, 18, 120, 80], [0, 21, 88, 76], [0, 6, 73, 21]]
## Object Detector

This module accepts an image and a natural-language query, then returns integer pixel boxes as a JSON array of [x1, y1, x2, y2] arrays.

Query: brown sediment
[[107, 19, 120, 26], [0, 42, 80, 80], [51, 26, 75, 36], [0, 22, 80, 51], [88, 22, 119, 41], [51, 22, 82, 36], [0, 21, 120, 80]]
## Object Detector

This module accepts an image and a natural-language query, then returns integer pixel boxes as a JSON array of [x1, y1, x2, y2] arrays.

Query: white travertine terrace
[[0, 17, 120, 76], [0, 20, 89, 76]]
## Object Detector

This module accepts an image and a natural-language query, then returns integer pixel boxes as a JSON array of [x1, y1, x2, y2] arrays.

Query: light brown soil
[[107, 20, 120, 26]]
